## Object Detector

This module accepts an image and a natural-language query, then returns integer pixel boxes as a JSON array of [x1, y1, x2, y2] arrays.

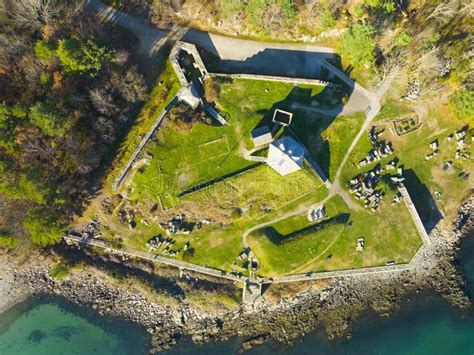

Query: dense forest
[[0, 0, 472, 250], [0, 0, 147, 247]]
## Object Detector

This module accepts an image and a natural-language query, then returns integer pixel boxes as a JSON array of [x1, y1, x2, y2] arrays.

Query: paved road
[[87, 0, 168, 57]]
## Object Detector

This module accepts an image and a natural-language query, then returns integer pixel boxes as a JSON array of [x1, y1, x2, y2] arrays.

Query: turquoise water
[[1, 231, 473, 354], [0, 297, 147, 355]]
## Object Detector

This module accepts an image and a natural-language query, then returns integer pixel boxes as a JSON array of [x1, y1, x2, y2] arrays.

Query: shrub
[[448, 89, 474, 120], [182, 247, 195, 261], [50, 262, 70, 280], [40, 72, 52, 86], [0, 234, 17, 250], [319, 9, 336, 31], [364, 0, 396, 13]]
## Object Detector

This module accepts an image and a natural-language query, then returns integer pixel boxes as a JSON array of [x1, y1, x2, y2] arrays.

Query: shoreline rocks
[[0, 197, 472, 353]]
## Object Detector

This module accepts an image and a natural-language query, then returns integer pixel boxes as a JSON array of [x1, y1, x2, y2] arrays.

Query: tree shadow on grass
[[261, 213, 350, 246]]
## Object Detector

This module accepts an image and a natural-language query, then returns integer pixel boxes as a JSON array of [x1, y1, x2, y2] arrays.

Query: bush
[[182, 247, 195, 261], [50, 262, 70, 280], [319, 9, 336, 31], [0, 234, 17, 250], [364, 0, 396, 13], [40, 72, 52, 87], [448, 89, 474, 120], [340, 22, 376, 67]]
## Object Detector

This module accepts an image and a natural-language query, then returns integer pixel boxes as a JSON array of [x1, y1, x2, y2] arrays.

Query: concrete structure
[[170, 41, 208, 86], [272, 109, 293, 126], [267, 136, 304, 175], [177, 83, 202, 109], [251, 126, 273, 147]]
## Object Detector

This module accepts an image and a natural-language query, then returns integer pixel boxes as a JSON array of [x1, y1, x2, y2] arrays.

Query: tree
[[23, 211, 63, 246], [0, 32, 28, 71], [394, 30, 412, 48], [34, 40, 55, 64], [340, 22, 376, 67], [449, 89, 474, 120], [0, 102, 24, 151], [57, 38, 112, 76], [29, 100, 70, 137], [110, 66, 146, 103], [89, 87, 116, 115]]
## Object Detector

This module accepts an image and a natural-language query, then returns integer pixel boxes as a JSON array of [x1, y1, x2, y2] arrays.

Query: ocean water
[[1, 231, 473, 354], [0, 296, 147, 355]]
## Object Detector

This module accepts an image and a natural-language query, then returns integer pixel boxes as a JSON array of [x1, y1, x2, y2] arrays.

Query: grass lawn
[[174, 165, 326, 272], [114, 78, 332, 271], [313, 112, 366, 181], [181, 164, 325, 221], [248, 196, 348, 276], [128, 78, 332, 206], [215, 78, 341, 150], [248, 192, 423, 277]]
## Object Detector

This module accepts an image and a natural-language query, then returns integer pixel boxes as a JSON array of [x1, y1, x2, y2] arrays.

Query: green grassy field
[[116, 78, 332, 271], [87, 77, 445, 277], [181, 164, 325, 221], [313, 112, 366, 181], [248, 196, 347, 275], [248, 192, 423, 276], [128, 78, 331, 206]]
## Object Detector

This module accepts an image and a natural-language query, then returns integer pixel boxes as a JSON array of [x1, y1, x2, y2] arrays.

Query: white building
[[267, 136, 305, 175]]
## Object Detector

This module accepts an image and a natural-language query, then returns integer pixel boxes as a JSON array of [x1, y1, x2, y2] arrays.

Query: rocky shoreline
[[0, 197, 472, 353]]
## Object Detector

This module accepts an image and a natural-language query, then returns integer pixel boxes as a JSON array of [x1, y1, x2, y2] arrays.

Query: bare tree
[[374, 47, 406, 85], [89, 87, 116, 116], [110, 67, 146, 103], [426, 0, 462, 22], [412, 48, 444, 79], [0, 0, 85, 32], [0, 32, 28, 70], [113, 50, 130, 66]]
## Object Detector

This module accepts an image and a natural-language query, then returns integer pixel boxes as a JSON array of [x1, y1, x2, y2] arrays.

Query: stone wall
[[209, 72, 339, 88]]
